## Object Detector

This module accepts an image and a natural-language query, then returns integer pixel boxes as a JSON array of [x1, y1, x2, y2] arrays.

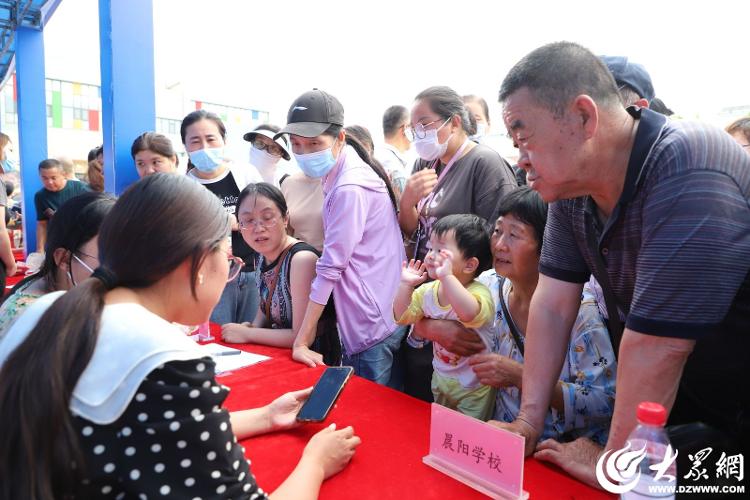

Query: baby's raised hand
[[400, 259, 427, 287], [433, 249, 454, 279]]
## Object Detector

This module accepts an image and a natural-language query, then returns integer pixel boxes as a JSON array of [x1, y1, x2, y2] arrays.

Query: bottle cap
[[636, 401, 667, 426]]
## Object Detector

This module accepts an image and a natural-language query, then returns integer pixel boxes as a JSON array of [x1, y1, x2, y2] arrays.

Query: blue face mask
[[188, 147, 225, 174], [469, 123, 487, 142], [294, 140, 338, 179], [1, 158, 17, 173]]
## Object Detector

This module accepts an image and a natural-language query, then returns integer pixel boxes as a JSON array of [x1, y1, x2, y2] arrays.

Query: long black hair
[[3, 191, 115, 301], [324, 124, 398, 212], [0, 174, 230, 499]]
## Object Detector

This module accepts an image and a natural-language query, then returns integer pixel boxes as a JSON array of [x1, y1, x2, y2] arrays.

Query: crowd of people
[[0, 41, 747, 498]]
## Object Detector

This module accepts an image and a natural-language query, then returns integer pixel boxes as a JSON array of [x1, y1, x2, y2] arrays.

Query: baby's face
[[425, 230, 467, 279]]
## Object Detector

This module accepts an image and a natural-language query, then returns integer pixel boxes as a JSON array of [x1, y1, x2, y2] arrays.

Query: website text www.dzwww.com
[[649, 484, 745, 495]]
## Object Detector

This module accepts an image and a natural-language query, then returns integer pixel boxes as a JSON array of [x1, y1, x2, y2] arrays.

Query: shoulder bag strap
[[498, 276, 525, 357], [261, 243, 295, 321], [584, 227, 624, 359]]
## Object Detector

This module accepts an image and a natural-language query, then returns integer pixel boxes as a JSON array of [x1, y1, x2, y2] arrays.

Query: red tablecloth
[[4, 248, 27, 294], [212, 327, 613, 499]]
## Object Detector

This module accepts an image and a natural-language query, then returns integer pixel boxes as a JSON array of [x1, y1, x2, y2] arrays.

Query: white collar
[[0, 292, 206, 424]]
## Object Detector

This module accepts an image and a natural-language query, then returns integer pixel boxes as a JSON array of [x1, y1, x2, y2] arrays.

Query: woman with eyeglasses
[[398, 86, 519, 402], [0, 191, 115, 339], [277, 89, 406, 386], [220, 183, 339, 362], [244, 124, 299, 187], [0, 174, 360, 499], [181, 110, 263, 326]]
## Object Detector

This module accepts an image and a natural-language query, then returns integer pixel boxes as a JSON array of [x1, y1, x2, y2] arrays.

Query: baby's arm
[[432, 249, 481, 323], [393, 259, 428, 322], [440, 275, 481, 323]]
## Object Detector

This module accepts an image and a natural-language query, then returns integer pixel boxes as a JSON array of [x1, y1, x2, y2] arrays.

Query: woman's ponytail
[[0, 277, 109, 499], [344, 134, 399, 213]]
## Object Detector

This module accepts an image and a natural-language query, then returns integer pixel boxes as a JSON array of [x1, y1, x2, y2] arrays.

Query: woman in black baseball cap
[[277, 89, 407, 387]]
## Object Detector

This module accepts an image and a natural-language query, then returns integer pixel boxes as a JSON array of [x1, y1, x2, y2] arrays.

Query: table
[[213, 327, 613, 499], [4, 248, 27, 294]]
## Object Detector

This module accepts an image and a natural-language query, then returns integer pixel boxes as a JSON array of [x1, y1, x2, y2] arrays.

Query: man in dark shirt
[[493, 42, 750, 488], [34, 158, 90, 251]]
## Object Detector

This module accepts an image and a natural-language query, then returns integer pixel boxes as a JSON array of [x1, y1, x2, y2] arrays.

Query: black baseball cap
[[600, 56, 655, 103], [276, 89, 344, 139]]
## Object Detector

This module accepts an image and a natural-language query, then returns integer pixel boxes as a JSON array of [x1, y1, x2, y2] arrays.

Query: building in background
[[0, 73, 269, 176]]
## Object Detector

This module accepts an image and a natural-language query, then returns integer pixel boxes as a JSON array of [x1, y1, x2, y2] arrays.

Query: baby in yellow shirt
[[393, 214, 496, 420]]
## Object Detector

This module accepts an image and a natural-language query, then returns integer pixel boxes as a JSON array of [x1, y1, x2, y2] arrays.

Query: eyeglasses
[[69, 251, 99, 287], [227, 254, 244, 282], [405, 117, 451, 141], [238, 216, 280, 231], [73, 251, 98, 273], [252, 138, 284, 157]]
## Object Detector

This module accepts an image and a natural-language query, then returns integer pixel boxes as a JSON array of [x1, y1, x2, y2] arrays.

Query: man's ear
[[572, 94, 599, 140], [633, 97, 649, 109]]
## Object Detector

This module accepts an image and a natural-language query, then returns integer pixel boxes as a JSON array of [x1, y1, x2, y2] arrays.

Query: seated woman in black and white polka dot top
[[0, 174, 360, 500]]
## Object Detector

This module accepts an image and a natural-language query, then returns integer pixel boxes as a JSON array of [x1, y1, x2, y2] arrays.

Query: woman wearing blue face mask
[[398, 86, 519, 403], [276, 89, 407, 387], [462, 94, 491, 142], [181, 110, 263, 326]]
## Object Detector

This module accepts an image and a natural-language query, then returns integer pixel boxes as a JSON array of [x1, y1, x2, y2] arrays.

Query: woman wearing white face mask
[[398, 86, 518, 402], [243, 124, 298, 187], [276, 89, 407, 387], [181, 110, 263, 326]]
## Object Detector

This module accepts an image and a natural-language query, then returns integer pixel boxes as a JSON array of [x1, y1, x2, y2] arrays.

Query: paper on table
[[202, 343, 270, 375]]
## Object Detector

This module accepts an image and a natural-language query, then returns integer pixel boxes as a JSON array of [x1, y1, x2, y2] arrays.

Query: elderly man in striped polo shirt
[[493, 41, 750, 488]]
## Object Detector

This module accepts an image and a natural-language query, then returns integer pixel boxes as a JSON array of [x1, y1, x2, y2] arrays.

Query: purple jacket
[[309, 146, 405, 355]]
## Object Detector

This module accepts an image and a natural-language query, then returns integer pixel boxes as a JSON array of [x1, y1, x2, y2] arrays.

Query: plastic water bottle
[[621, 402, 676, 499]]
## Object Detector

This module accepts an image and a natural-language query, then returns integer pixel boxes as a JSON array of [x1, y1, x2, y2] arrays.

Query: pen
[[211, 349, 242, 356]]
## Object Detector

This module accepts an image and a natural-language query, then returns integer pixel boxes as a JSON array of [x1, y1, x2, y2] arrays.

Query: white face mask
[[249, 147, 279, 180], [470, 123, 487, 141], [413, 118, 452, 161]]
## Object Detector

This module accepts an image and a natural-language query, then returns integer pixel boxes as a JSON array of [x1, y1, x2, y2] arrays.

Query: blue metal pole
[[98, 0, 156, 194], [15, 26, 48, 255]]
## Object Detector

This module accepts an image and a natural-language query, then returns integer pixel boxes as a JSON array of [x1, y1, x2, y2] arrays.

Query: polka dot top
[[73, 357, 268, 499]]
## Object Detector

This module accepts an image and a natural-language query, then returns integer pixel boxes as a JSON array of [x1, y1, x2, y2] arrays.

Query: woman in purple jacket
[[276, 89, 406, 386]]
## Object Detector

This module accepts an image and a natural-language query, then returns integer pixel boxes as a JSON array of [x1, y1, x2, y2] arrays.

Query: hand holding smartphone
[[296, 366, 354, 422]]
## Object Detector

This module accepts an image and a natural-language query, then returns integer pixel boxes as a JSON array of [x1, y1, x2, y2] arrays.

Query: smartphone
[[296, 366, 354, 422]]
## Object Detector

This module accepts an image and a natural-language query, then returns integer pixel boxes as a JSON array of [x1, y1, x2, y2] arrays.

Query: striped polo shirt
[[539, 107, 750, 432]]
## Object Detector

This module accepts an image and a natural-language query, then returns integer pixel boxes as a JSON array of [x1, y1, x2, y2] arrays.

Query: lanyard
[[411, 139, 471, 260], [416, 138, 471, 216]]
